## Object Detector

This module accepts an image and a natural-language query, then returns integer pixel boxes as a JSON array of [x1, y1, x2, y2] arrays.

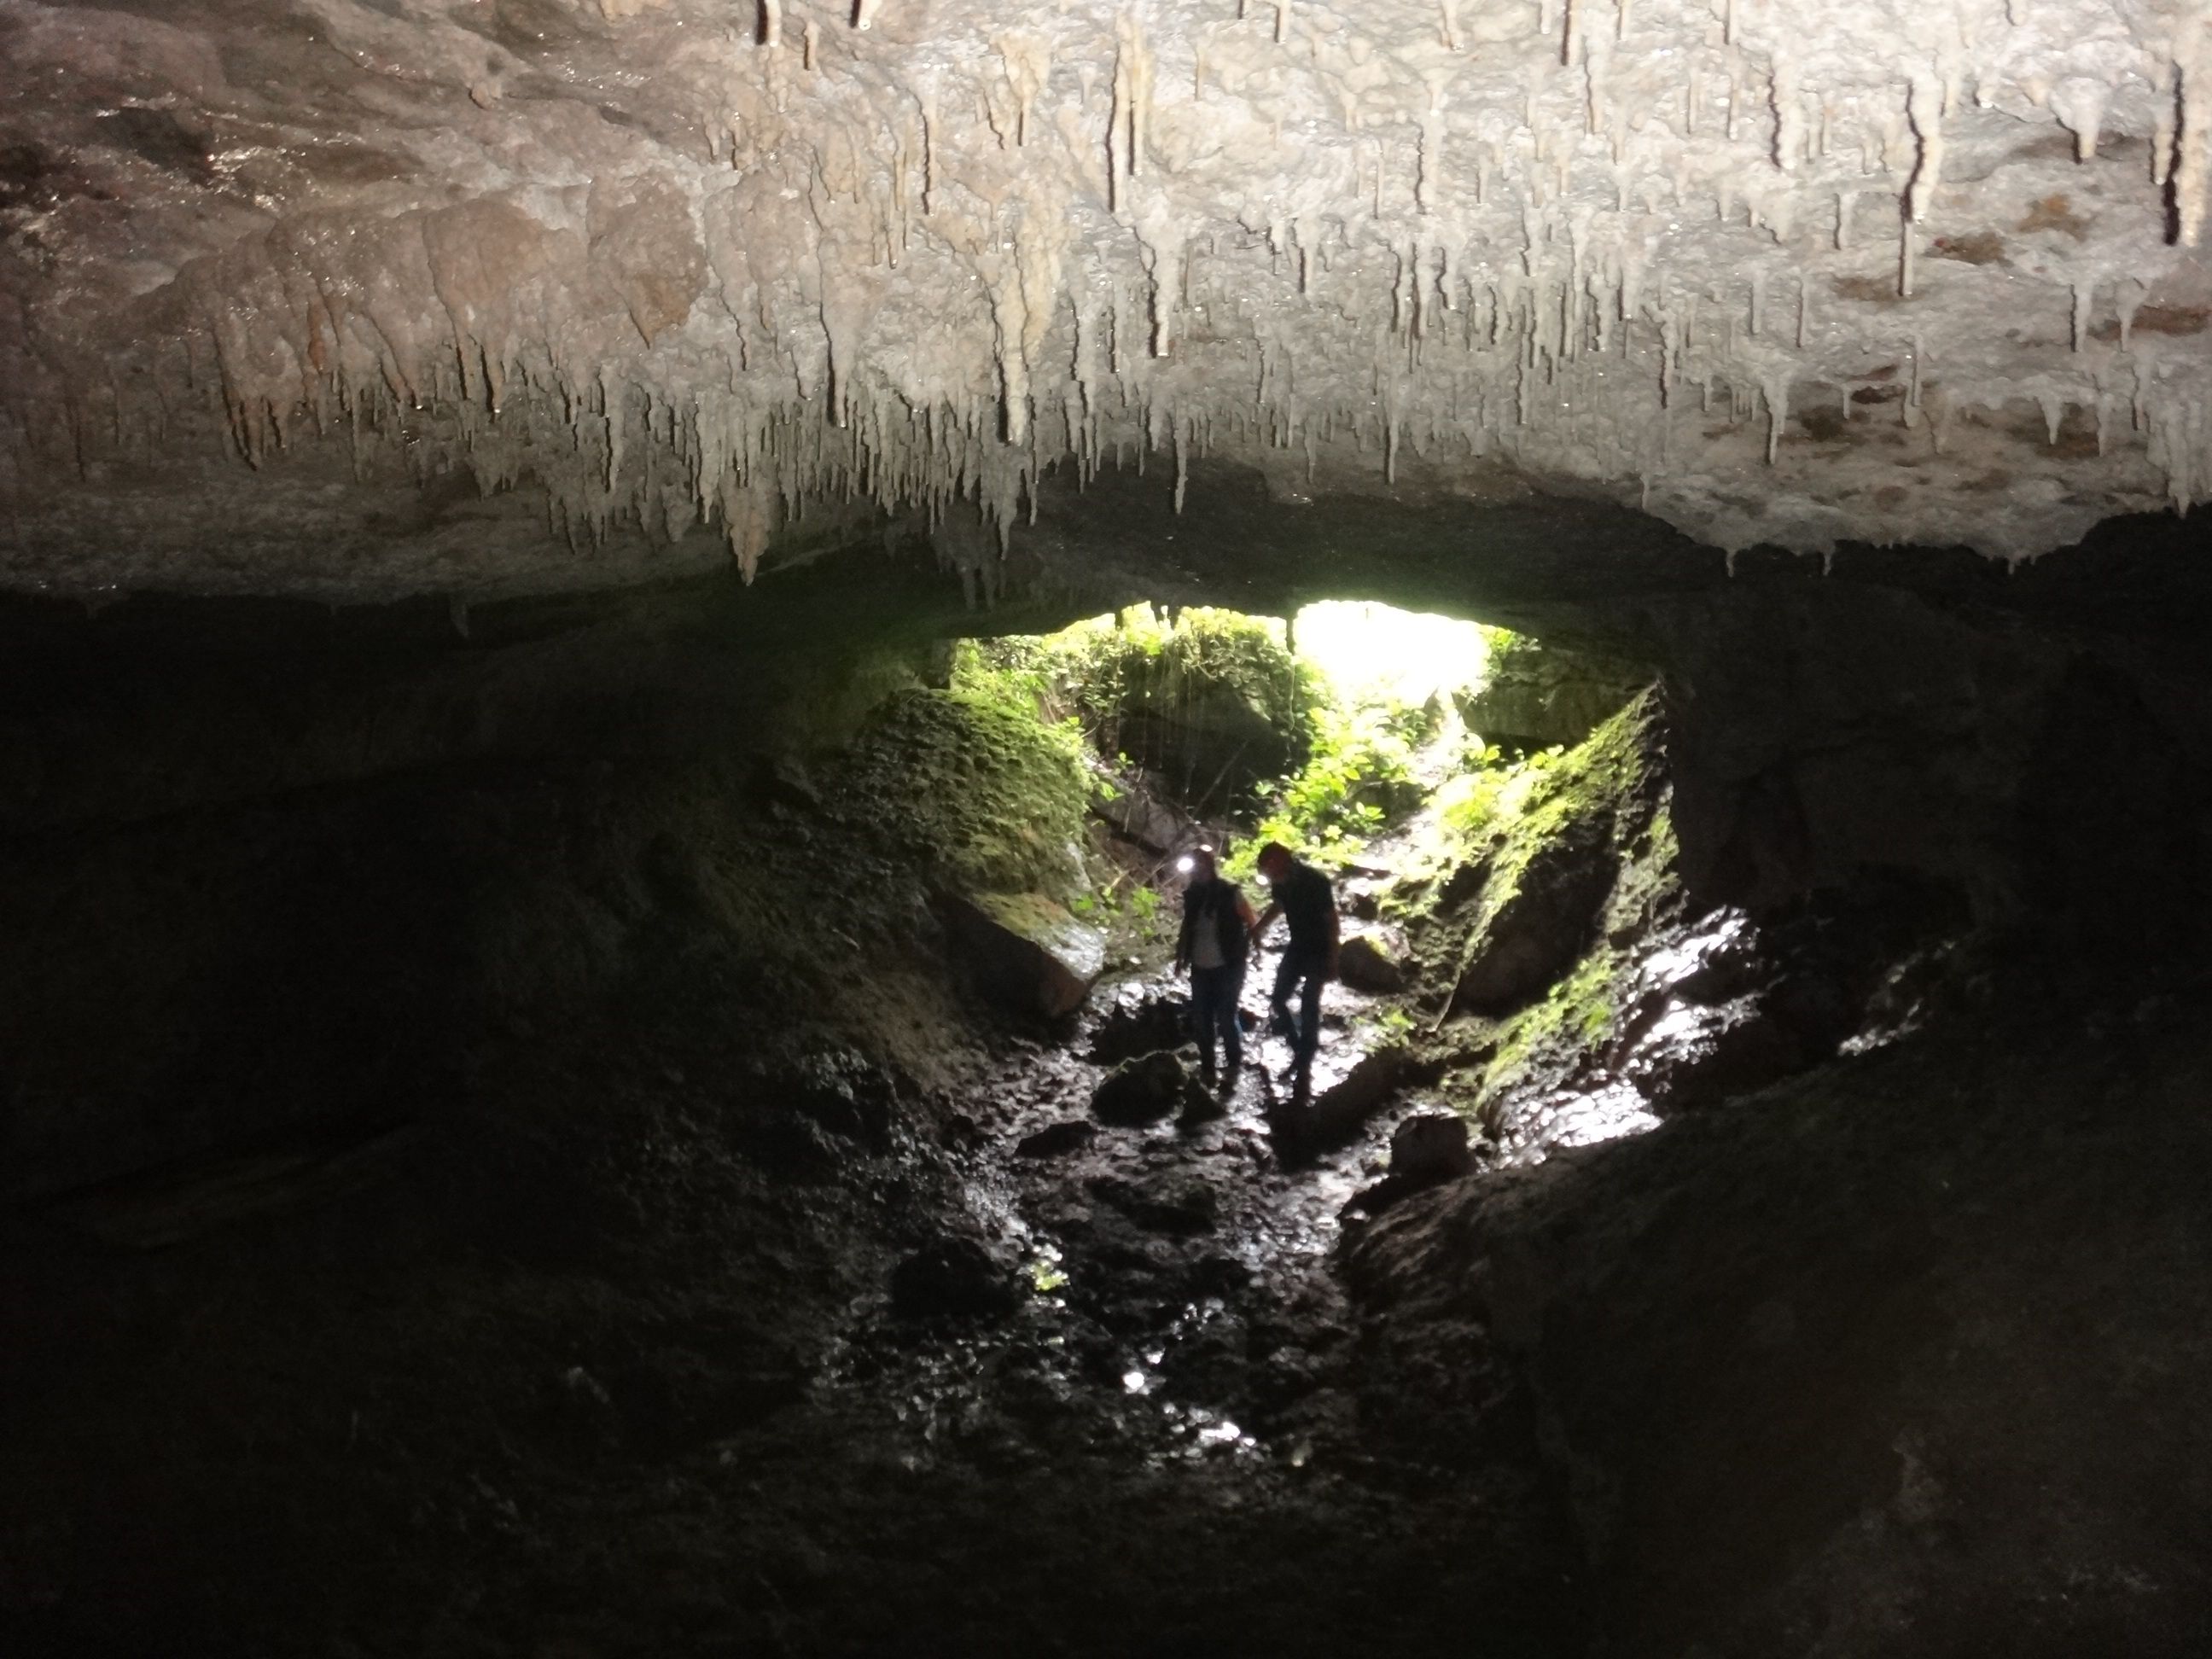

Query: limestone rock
[[1388, 1114, 1475, 1186], [1453, 827, 1617, 1016], [1015, 1119, 1097, 1159], [1091, 1051, 1208, 1126], [8, 0, 2212, 594], [1336, 933, 1406, 994], [1460, 639, 1654, 753], [940, 892, 1104, 1021]]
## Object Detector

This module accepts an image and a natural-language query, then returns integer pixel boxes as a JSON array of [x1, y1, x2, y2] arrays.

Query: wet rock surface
[[1348, 994, 2212, 1657], [889, 1237, 1023, 1322], [1090, 1050, 1211, 1126], [1334, 931, 1406, 993], [940, 892, 1106, 1021]]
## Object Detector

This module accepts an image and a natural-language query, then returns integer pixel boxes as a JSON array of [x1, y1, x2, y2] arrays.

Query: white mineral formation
[[1, 0, 2209, 595]]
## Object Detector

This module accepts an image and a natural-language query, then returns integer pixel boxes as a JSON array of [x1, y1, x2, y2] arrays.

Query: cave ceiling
[[3, 0, 2210, 601]]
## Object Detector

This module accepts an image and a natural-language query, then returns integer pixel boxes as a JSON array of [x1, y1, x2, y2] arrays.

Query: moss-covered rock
[[836, 686, 1092, 899], [1443, 692, 1669, 1024], [1455, 630, 1653, 753], [939, 891, 1106, 1020], [1060, 608, 1315, 811]]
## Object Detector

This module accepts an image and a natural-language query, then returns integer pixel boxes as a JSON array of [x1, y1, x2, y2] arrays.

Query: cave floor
[[0, 959, 1585, 1659], [7, 951, 2212, 1656]]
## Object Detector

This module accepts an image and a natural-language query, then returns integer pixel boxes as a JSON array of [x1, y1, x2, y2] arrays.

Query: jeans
[[1271, 945, 1328, 1079], [1189, 963, 1245, 1074]]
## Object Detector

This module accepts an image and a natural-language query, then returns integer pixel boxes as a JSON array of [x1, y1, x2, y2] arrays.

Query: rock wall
[[1347, 996, 2212, 1656], [1458, 632, 1654, 750], [0, 557, 1008, 1201]]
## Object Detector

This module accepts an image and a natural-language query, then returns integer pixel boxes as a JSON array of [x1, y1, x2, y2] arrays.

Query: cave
[[5, 3, 2212, 1655]]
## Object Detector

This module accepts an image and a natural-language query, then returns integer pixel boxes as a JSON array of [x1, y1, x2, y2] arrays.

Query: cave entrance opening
[[951, 598, 1498, 884], [939, 596, 1667, 1166]]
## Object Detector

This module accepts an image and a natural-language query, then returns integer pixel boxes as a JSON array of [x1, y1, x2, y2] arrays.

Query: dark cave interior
[[3, 481, 2210, 1658]]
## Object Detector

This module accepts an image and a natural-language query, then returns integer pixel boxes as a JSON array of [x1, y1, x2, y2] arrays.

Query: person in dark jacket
[[1253, 841, 1338, 1097], [1174, 845, 1259, 1087]]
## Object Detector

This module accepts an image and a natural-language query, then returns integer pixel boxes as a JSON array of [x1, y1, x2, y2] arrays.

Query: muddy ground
[[1, 931, 1589, 1657]]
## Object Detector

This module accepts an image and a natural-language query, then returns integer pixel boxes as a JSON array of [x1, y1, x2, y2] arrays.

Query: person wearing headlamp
[[1173, 844, 1258, 1091]]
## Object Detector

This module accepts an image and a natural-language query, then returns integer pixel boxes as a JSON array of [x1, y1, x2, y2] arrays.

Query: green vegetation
[[958, 608, 1313, 748], [1476, 949, 1624, 1111], [953, 602, 1509, 882], [839, 683, 1092, 899], [1222, 613, 1493, 876], [1398, 691, 1675, 1127], [1062, 607, 1315, 748], [1231, 701, 1430, 869]]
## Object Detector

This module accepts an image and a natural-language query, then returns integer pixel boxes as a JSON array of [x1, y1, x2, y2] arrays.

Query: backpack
[[1187, 878, 1248, 965]]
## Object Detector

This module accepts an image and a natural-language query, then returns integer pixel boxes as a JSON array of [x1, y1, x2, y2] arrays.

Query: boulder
[[1308, 1046, 1417, 1140], [940, 891, 1105, 1019], [1452, 826, 1615, 1016], [1342, 1111, 1477, 1222], [1091, 1051, 1210, 1126], [1617, 996, 1806, 1111], [1086, 986, 1190, 1063], [1090, 773, 1191, 854], [1389, 1113, 1475, 1185], [1336, 933, 1406, 993], [1274, 1045, 1424, 1159], [1458, 637, 1652, 750], [888, 1237, 1022, 1320], [1015, 1119, 1098, 1159]]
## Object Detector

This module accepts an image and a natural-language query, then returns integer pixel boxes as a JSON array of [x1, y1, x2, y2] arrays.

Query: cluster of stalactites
[[9, 0, 2212, 568]]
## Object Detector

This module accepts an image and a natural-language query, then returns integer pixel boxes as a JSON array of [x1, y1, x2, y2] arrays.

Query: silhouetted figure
[[1175, 844, 1259, 1089], [1253, 842, 1339, 1097]]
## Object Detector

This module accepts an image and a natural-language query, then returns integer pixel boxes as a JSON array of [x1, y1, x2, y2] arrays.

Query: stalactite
[[2118, 278, 2147, 353], [2153, 61, 2179, 189], [1772, 51, 1802, 172], [2050, 77, 2108, 161], [2177, 11, 2212, 247], [1906, 70, 1944, 224]]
